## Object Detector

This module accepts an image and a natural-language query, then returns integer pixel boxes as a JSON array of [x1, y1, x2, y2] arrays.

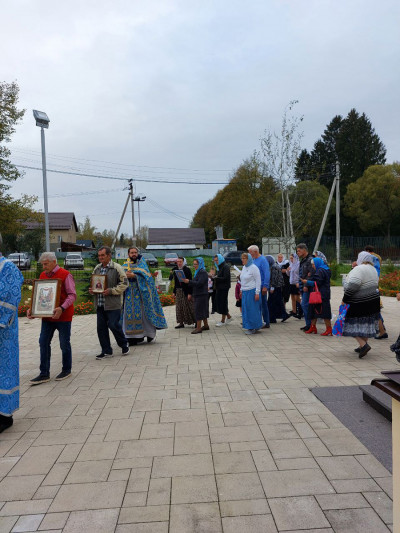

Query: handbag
[[309, 282, 322, 305], [332, 303, 350, 336]]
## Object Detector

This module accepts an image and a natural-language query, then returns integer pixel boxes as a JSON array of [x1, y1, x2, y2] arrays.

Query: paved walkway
[[1, 287, 398, 532]]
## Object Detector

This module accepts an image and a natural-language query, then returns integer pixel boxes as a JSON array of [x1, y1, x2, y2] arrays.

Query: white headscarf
[[356, 251, 374, 266], [277, 255, 288, 268]]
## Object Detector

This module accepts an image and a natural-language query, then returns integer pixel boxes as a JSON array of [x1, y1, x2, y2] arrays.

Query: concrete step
[[359, 384, 392, 422]]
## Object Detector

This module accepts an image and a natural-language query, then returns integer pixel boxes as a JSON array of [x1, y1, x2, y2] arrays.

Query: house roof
[[24, 213, 78, 232], [76, 239, 95, 248], [148, 228, 206, 245]]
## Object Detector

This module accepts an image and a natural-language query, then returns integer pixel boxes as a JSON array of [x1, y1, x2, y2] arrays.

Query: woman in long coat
[[266, 255, 290, 323], [342, 251, 380, 358], [301, 257, 332, 336], [240, 253, 262, 334], [183, 257, 209, 334], [169, 257, 195, 328], [213, 254, 233, 327]]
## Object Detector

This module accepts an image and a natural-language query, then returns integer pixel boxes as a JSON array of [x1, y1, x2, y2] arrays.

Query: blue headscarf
[[194, 257, 205, 277], [313, 257, 330, 271], [265, 255, 275, 268], [244, 253, 253, 268], [214, 253, 225, 271]]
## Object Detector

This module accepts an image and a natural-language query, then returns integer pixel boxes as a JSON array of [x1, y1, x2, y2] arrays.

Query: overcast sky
[[2, 0, 399, 237]]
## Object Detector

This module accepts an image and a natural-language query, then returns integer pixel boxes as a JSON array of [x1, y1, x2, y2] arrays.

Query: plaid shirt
[[96, 263, 109, 307]]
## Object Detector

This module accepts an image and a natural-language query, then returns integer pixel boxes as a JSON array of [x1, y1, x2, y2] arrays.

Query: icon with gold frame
[[30, 279, 61, 318]]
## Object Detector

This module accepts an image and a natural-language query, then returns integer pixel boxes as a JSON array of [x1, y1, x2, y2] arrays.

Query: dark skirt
[[289, 284, 300, 295], [175, 288, 195, 325], [193, 294, 209, 321], [310, 298, 331, 319], [268, 287, 286, 321], [215, 289, 229, 315]]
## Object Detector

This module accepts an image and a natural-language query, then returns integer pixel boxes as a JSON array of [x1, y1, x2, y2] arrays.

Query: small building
[[24, 213, 78, 252], [147, 228, 206, 252]]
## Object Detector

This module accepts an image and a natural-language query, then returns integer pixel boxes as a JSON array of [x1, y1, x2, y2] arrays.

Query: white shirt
[[240, 264, 261, 293]]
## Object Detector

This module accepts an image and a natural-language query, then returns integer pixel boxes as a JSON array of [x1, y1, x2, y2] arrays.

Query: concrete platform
[[1, 286, 398, 532]]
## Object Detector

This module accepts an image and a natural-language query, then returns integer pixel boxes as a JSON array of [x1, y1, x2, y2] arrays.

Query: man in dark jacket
[[296, 243, 313, 332]]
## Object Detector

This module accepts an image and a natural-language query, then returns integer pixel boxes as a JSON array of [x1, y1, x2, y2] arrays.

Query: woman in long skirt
[[213, 254, 233, 327], [169, 257, 195, 328], [240, 253, 262, 334], [342, 251, 380, 358], [183, 258, 209, 334], [266, 255, 290, 323], [301, 257, 332, 336]]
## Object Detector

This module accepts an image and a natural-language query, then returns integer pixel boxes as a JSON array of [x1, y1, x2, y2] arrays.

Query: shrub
[[18, 303, 30, 317]]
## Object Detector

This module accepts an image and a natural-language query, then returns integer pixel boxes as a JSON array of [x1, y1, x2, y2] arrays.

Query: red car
[[164, 253, 179, 267]]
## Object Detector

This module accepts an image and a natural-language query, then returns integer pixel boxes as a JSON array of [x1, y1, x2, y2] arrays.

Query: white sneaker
[[216, 322, 226, 327], [245, 329, 255, 335], [226, 317, 234, 324]]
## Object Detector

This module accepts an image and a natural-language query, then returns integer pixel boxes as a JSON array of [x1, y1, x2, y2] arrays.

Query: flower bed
[[74, 301, 95, 315], [379, 270, 400, 296], [159, 294, 175, 307], [18, 303, 30, 317]]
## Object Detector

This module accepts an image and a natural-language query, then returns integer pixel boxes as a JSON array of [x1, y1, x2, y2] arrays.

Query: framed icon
[[175, 269, 186, 282], [91, 274, 107, 293], [30, 279, 61, 318]]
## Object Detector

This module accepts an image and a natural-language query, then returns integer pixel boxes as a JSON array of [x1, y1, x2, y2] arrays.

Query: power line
[[15, 165, 229, 185]]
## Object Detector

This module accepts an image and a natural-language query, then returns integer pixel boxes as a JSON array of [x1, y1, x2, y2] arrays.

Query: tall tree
[[77, 216, 97, 240], [0, 81, 25, 189], [296, 109, 386, 191], [344, 163, 400, 240]]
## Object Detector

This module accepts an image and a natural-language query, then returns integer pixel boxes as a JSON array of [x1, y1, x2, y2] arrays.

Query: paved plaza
[[1, 287, 398, 532]]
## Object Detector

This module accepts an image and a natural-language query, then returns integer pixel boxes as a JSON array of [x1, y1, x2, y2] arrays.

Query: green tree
[[344, 163, 400, 239], [77, 216, 97, 241], [296, 109, 386, 190]]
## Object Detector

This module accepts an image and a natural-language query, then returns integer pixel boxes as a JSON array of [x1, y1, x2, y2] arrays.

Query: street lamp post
[[134, 196, 146, 247], [33, 110, 51, 252]]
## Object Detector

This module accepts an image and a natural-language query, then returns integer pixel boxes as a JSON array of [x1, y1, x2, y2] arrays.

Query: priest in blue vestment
[[122, 247, 167, 344], [0, 235, 24, 432]]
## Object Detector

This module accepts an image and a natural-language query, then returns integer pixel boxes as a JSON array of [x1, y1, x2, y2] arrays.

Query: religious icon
[[91, 274, 107, 293], [30, 279, 61, 318]]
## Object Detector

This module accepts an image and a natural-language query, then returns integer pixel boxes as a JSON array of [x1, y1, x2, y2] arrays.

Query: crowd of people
[[1, 235, 399, 436]]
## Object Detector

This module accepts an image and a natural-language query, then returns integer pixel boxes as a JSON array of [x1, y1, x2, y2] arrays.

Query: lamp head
[[33, 109, 50, 129]]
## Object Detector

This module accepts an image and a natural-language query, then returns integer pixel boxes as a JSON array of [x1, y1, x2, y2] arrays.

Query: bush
[[330, 261, 339, 281], [18, 303, 30, 317], [379, 270, 400, 296]]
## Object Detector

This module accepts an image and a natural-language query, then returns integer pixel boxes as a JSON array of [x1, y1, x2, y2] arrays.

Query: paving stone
[[316, 493, 370, 510], [175, 421, 209, 436], [216, 473, 265, 501], [0, 475, 45, 501], [42, 462, 71, 486], [63, 508, 119, 532], [174, 436, 211, 455], [0, 499, 52, 516], [127, 468, 151, 492], [49, 481, 126, 512], [324, 508, 390, 532], [152, 454, 214, 478], [219, 499, 270, 517], [269, 496, 331, 530], [140, 423, 174, 439], [209, 425, 263, 443], [171, 475, 217, 504], [363, 492, 393, 524], [169, 503, 222, 532], [118, 505, 169, 523], [115, 522, 168, 533], [213, 451, 256, 474], [0, 516, 18, 532], [222, 514, 277, 532], [259, 469, 335, 498], [315, 428, 369, 455], [275, 457, 319, 470], [38, 512, 69, 531], [147, 478, 171, 506], [77, 441, 120, 461], [122, 492, 147, 507], [65, 460, 112, 483], [268, 438, 312, 459], [9, 446, 64, 476], [11, 513, 44, 532]]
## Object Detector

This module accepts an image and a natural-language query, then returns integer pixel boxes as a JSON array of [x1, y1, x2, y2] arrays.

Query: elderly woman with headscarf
[[277, 253, 291, 305], [213, 254, 233, 327], [266, 255, 290, 323], [182, 257, 209, 334], [341, 251, 380, 358], [169, 256, 195, 329], [240, 253, 262, 335], [313, 250, 328, 264], [287, 253, 302, 318], [301, 257, 332, 335]]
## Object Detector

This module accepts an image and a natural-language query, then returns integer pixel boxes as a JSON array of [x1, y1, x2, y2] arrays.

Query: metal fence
[[305, 236, 400, 262]]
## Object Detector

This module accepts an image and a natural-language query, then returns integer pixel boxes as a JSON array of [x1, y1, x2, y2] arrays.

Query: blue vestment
[[0, 257, 23, 416], [122, 257, 167, 336]]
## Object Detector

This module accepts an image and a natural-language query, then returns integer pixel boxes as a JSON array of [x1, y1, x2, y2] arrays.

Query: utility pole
[[129, 180, 136, 247], [336, 160, 340, 264], [314, 174, 336, 254]]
